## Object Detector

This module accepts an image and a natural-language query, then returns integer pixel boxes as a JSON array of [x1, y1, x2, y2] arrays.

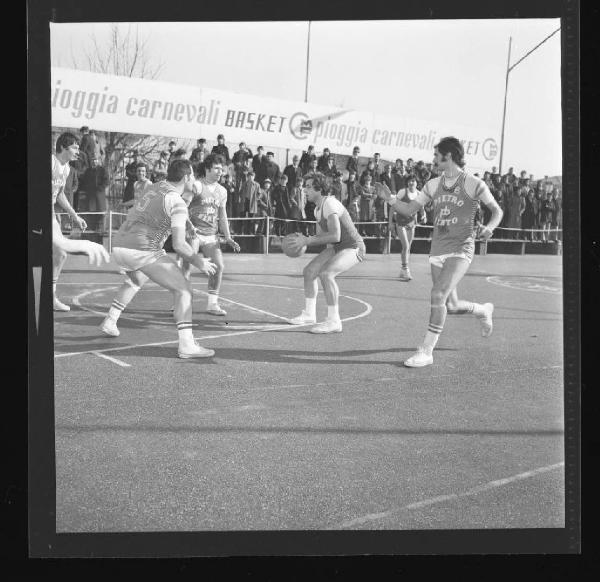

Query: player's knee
[[319, 269, 336, 283], [53, 247, 67, 261], [303, 265, 318, 280], [431, 289, 448, 306], [124, 278, 141, 293]]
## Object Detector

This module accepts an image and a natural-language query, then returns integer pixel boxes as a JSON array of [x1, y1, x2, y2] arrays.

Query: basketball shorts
[[428, 251, 472, 268], [111, 247, 167, 272]]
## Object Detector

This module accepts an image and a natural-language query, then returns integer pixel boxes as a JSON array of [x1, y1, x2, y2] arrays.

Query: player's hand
[[478, 225, 495, 240], [199, 258, 217, 276], [374, 181, 392, 202], [287, 233, 308, 252], [82, 240, 110, 266], [226, 237, 241, 252], [420, 214, 428, 224], [75, 215, 87, 231]]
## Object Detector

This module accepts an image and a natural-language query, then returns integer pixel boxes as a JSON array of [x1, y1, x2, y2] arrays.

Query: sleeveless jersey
[[395, 188, 421, 227], [114, 181, 188, 251], [420, 171, 492, 258], [315, 196, 363, 250], [187, 180, 228, 236], [52, 154, 71, 206], [132, 178, 153, 204]]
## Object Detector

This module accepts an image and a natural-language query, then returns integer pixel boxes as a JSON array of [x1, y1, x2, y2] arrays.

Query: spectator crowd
[[59, 128, 562, 242]]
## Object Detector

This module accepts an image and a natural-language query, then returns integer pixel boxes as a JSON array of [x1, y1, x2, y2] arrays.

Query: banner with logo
[[51, 67, 499, 169]]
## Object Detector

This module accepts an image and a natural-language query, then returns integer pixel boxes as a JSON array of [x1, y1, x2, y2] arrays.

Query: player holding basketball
[[375, 137, 502, 367], [52, 132, 94, 310], [179, 154, 241, 316], [286, 172, 365, 333], [99, 159, 217, 359]]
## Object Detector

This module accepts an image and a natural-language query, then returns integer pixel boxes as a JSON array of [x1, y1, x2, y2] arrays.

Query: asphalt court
[[52, 252, 565, 532]]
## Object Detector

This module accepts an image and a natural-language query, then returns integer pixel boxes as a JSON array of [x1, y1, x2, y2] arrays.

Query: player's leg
[[201, 241, 226, 315], [445, 284, 494, 338], [398, 226, 413, 281], [310, 247, 362, 334], [404, 257, 471, 367], [140, 255, 214, 358], [288, 247, 335, 325], [52, 243, 70, 311], [100, 269, 149, 337]]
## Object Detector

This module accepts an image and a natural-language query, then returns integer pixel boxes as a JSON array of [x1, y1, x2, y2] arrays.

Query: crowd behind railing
[[57, 127, 563, 243]]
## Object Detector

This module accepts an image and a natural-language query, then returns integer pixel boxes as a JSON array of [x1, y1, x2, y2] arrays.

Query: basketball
[[282, 233, 307, 258]]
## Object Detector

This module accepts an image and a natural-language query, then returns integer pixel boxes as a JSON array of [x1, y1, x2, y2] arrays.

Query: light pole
[[498, 27, 561, 175], [304, 21, 311, 103]]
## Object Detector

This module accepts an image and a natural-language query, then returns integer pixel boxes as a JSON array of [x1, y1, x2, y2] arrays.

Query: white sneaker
[[399, 268, 412, 281], [478, 303, 494, 337], [288, 311, 317, 325], [206, 304, 227, 316], [53, 297, 70, 312], [178, 342, 215, 359], [309, 318, 343, 334], [100, 317, 120, 337], [404, 347, 433, 367]]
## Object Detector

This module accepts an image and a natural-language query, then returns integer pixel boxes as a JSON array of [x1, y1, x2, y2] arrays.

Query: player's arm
[[218, 204, 240, 252], [56, 188, 87, 230], [374, 181, 424, 218], [304, 212, 341, 247], [51, 214, 110, 265], [476, 180, 503, 239]]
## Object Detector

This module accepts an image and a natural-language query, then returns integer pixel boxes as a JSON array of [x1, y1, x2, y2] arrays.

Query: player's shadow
[[120, 345, 457, 365]]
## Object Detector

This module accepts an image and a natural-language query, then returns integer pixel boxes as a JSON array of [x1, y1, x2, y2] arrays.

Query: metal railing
[[56, 212, 563, 256]]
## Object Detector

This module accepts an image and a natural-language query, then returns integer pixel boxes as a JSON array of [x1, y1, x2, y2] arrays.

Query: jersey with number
[[417, 171, 493, 257], [187, 180, 228, 236], [114, 181, 188, 251], [52, 154, 71, 206], [132, 178, 153, 203], [315, 195, 364, 250]]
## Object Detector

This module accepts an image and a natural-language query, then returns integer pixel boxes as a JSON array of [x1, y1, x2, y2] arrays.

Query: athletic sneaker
[[178, 342, 215, 359], [100, 317, 120, 337], [404, 347, 434, 368], [309, 318, 342, 334], [399, 268, 412, 281], [206, 305, 227, 316], [478, 302, 494, 337], [288, 311, 317, 325], [53, 297, 70, 312]]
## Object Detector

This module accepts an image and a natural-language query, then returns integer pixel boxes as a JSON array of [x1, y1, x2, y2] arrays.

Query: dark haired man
[[190, 138, 209, 164], [286, 172, 365, 334], [211, 134, 231, 165], [100, 159, 217, 358], [346, 146, 361, 178], [375, 136, 503, 367], [264, 151, 281, 184], [252, 146, 267, 185], [299, 145, 316, 175]]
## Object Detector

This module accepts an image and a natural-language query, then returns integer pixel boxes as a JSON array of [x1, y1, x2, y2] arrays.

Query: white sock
[[421, 331, 440, 354], [207, 292, 218, 307], [177, 324, 194, 346], [471, 302, 486, 317], [327, 304, 340, 321], [52, 282, 57, 296], [107, 300, 126, 322], [305, 296, 317, 316]]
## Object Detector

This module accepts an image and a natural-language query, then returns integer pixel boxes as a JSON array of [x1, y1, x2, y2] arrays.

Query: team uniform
[[315, 196, 366, 261], [132, 178, 153, 204], [112, 180, 189, 271], [416, 171, 494, 267], [187, 179, 228, 246], [392, 187, 424, 281], [52, 154, 71, 214]]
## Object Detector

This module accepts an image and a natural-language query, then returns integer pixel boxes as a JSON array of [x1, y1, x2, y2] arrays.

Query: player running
[[179, 154, 241, 316], [375, 136, 503, 367], [286, 172, 366, 333], [52, 132, 93, 310], [99, 159, 217, 359]]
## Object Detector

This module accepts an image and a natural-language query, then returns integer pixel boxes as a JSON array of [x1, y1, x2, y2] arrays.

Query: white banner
[[51, 67, 500, 168]]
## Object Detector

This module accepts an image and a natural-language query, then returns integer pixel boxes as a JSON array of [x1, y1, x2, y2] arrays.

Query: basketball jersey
[[132, 178, 153, 203], [419, 171, 493, 257], [315, 196, 363, 250], [52, 154, 71, 206], [114, 181, 188, 251], [395, 188, 421, 227], [187, 179, 228, 236]]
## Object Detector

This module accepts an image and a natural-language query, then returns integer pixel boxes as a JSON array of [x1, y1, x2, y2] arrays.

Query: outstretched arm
[[56, 189, 87, 230], [52, 216, 110, 265], [374, 182, 424, 218]]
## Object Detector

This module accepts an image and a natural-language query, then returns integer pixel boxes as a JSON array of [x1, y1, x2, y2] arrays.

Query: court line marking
[[486, 276, 562, 295], [91, 351, 131, 368], [55, 284, 372, 359], [337, 461, 565, 529]]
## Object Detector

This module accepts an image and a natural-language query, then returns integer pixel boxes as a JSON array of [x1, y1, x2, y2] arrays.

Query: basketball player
[[375, 137, 503, 367], [52, 132, 92, 310], [179, 154, 241, 316], [286, 172, 365, 333], [392, 174, 427, 281], [99, 159, 217, 359]]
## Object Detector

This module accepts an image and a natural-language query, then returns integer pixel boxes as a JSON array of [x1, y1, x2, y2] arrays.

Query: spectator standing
[[540, 191, 556, 242], [490, 166, 501, 183], [521, 190, 537, 241], [189, 138, 209, 164], [344, 171, 361, 209], [220, 173, 236, 219], [360, 159, 376, 184], [123, 150, 142, 206], [171, 148, 188, 162], [283, 155, 303, 197], [79, 126, 96, 170], [152, 151, 169, 182], [299, 145, 316, 175], [317, 147, 332, 172], [271, 175, 291, 236], [405, 158, 415, 175], [392, 159, 406, 192], [288, 177, 307, 235], [346, 146, 361, 178], [252, 146, 267, 185], [239, 170, 261, 235], [323, 157, 338, 179], [552, 190, 562, 240], [303, 159, 319, 221], [256, 178, 272, 235], [502, 166, 517, 188], [79, 157, 110, 231], [64, 161, 79, 209], [330, 173, 344, 203], [264, 151, 282, 185], [166, 140, 177, 162], [380, 164, 395, 194], [372, 152, 383, 183], [359, 174, 375, 236], [506, 185, 525, 238], [232, 142, 253, 187], [211, 134, 231, 165]]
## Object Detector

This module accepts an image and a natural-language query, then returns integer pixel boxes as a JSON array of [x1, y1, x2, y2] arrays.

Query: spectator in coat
[[283, 155, 303, 197], [299, 145, 316, 175], [359, 174, 375, 236], [252, 146, 267, 185], [346, 146, 361, 177], [239, 170, 262, 235], [271, 175, 291, 236], [521, 190, 537, 241], [344, 171, 361, 209], [166, 140, 177, 161], [79, 126, 96, 170], [392, 159, 406, 192], [232, 142, 253, 187], [323, 156, 338, 179], [79, 157, 109, 231], [303, 159, 319, 222], [152, 151, 169, 182], [189, 138, 209, 164], [256, 178, 272, 234], [288, 177, 307, 235], [380, 164, 395, 194], [372, 152, 383, 183], [330, 172, 344, 203], [123, 150, 142, 205], [264, 151, 282, 185], [211, 134, 231, 165], [360, 159, 376, 185], [317, 147, 332, 172], [171, 148, 187, 162], [220, 173, 236, 219]]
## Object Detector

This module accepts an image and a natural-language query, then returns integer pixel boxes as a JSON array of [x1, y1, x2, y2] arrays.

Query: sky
[[50, 19, 562, 177]]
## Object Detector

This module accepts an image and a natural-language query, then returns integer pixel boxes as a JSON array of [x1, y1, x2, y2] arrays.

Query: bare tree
[[70, 24, 166, 207]]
